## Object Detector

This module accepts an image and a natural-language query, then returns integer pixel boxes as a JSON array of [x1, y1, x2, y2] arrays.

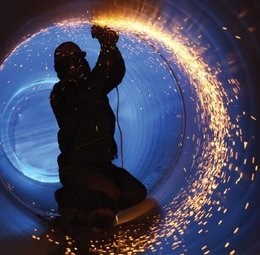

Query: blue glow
[[0, 1, 259, 254], [0, 24, 184, 214]]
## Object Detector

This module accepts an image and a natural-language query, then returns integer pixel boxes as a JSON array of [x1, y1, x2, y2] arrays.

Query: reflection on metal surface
[[0, 1, 259, 254]]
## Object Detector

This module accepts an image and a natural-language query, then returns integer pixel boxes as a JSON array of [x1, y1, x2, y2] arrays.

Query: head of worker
[[54, 41, 91, 80]]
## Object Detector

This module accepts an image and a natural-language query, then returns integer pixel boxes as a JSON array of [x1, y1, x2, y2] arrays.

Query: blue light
[[0, 1, 259, 254], [0, 23, 184, 214]]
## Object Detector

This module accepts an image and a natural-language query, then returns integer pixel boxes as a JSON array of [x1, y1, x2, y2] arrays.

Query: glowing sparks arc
[[2, 13, 254, 254]]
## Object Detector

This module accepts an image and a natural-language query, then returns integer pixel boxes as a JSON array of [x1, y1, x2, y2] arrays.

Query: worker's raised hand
[[91, 25, 119, 46]]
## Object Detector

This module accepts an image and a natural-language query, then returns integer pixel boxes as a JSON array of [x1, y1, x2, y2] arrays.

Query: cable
[[116, 86, 124, 168]]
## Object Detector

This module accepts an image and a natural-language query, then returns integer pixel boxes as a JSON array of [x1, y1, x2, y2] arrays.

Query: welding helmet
[[54, 41, 89, 79]]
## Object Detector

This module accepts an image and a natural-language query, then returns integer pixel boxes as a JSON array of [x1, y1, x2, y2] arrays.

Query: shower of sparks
[[78, 15, 256, 254], [2, 8, 257, 255], [73, 15, 230, 253]]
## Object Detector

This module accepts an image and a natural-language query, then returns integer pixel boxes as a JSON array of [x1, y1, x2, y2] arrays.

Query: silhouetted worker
[[50, 25, 147, 232]]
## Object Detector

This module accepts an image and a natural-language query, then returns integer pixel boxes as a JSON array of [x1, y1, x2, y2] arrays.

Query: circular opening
[[0, 23, 185, 214]]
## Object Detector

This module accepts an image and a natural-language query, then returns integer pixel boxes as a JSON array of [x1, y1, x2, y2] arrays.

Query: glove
[[91, 25, 119, 46]]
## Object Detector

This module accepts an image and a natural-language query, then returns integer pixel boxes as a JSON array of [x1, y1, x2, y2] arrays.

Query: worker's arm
[[91, 25, 126, 95]]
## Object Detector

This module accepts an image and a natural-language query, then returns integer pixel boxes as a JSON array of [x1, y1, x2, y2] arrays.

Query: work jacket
[[50, 45, 125, 174]]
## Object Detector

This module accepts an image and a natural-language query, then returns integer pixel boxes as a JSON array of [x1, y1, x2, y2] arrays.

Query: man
[[50, 25, 147, 232]]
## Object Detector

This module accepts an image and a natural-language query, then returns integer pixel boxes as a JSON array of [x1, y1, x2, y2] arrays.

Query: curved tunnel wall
[[0, 1, 259, 254]]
